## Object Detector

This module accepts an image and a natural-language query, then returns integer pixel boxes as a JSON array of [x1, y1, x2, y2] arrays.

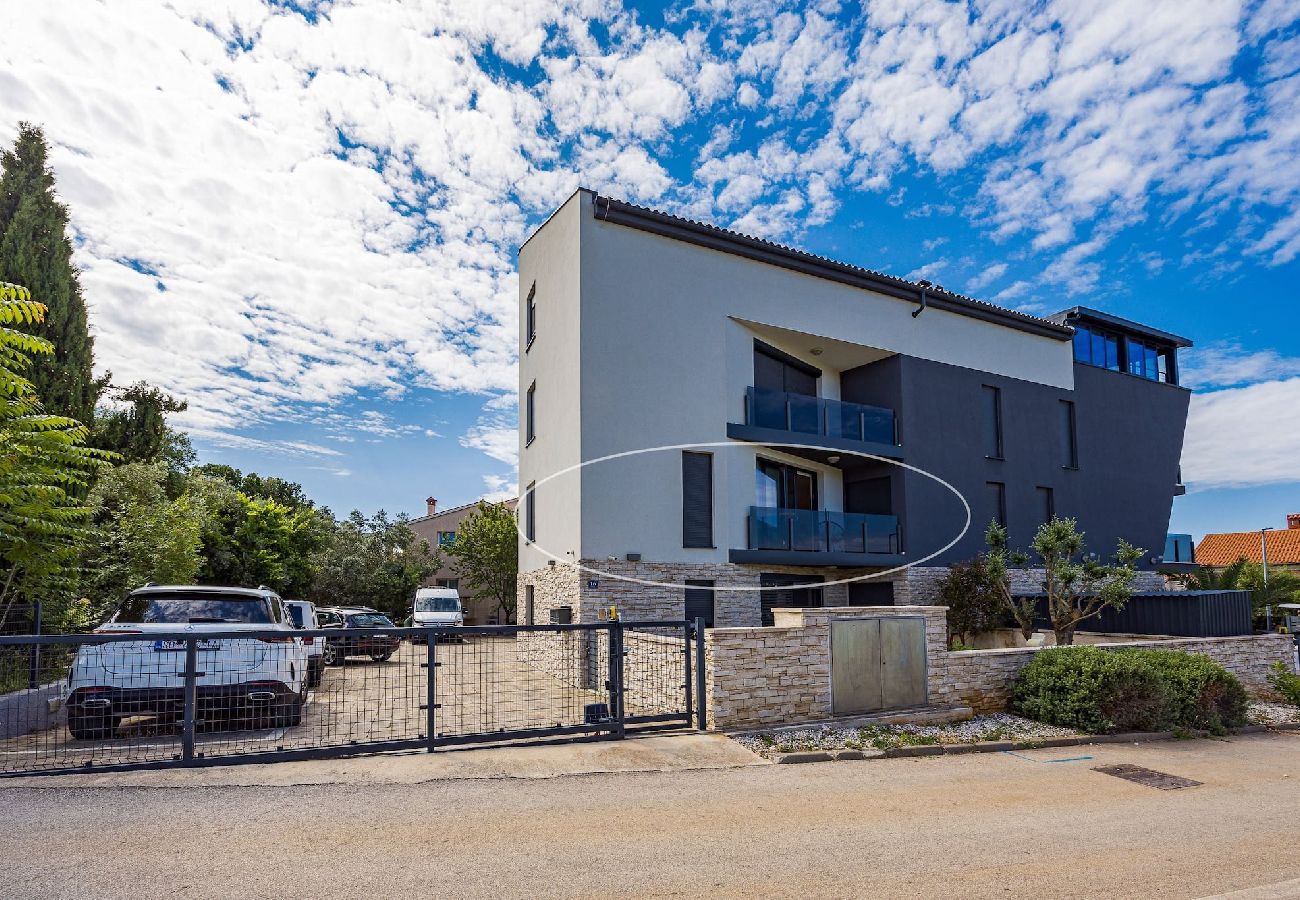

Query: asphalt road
[[6, 731, 1300, 899]]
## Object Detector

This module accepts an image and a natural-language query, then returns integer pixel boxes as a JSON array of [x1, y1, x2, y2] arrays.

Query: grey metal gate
[[830, 617, 927, 716], [0, 619, 707, 777]]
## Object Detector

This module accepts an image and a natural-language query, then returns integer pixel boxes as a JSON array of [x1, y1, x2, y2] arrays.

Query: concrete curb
[[761, 722, 1300, 764]]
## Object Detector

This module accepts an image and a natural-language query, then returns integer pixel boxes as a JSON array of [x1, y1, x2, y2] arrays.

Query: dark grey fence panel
[[1016, 590, 1253, 637]]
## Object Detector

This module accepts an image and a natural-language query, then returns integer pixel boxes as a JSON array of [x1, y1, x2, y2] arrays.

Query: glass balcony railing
[[745, 386, 896, 445], [746, 507, 901, 555]]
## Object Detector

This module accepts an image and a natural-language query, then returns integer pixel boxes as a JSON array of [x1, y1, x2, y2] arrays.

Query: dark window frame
[[682, 451, 715, 548], [524, 481, 536, 543], [986, 481, 1007, 529], [1059, 399, 1078, 470], [525, 283, 537, 351], [524, 585, 535, 626], [684, 579, 715, 628], [981, 384, 1004, 461], [1035, 485, 1055, 524], [525, 381, 536, 447]]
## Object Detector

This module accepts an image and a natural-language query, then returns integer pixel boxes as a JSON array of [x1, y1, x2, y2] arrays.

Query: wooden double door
[[830, 617, 927, 715]]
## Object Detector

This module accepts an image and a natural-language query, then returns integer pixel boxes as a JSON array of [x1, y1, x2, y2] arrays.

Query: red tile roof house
[[1195, 514, 1300, 571], [407, 496, 520, 625]]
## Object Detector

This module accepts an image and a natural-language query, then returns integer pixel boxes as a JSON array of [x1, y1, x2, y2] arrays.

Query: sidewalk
[[1, 730, 766, 789]]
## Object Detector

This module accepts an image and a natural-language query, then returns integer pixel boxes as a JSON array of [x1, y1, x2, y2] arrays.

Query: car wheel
[[369, 650, 394, 662], [68, 711, 118, 741], [324, 643, 344, 666]]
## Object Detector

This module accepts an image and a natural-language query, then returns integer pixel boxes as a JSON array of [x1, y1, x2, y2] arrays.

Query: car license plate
[[374, 634, 390, 639], [153, 639, 221, 652]]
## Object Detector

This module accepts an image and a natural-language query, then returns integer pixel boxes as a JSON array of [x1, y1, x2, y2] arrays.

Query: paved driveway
[[5, 731, 1300, 898], [0, 635, 612, 774]]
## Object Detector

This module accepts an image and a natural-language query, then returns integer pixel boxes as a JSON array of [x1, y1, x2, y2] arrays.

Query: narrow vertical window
[[682, 451, 714, 548], [525, 283, 536, 348], [684, 580, 715, 628], [524, 481, 536, 542], [526, 381, 536, 446], [986, 481, 1006, 529], [524, 585, 535, 626], [1059, 400, 1078, 469], [982, 385, 1003, 459], [1036, 486, 1054, 525]]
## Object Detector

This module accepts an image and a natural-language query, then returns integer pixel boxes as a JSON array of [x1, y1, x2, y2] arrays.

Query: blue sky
[[3, 0, 1299, 540]]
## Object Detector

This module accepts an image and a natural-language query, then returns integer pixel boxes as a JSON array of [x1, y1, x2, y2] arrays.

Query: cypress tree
[[0, 122, 100, 424]]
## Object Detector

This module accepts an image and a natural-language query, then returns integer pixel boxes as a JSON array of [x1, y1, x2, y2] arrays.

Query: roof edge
[[592, 194, 1074, 342], [1051, 306, 1193, 348]]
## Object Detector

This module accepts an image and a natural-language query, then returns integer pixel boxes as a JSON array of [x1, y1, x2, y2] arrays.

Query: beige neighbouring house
[[407, 496, 519, 625]]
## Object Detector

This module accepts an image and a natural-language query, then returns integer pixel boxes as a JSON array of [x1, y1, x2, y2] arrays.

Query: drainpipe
[[912, 280, 931, 318]]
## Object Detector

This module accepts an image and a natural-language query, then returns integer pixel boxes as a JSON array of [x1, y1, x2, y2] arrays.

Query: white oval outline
[[519, 441, 970, 592]]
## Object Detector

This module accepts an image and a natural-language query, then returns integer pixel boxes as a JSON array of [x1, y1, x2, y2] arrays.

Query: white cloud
[[1180, 343, 1300, 390], [460, 415, 518, 468], [1183, 377, 1300, 489], [965, 262, 1008, 293]]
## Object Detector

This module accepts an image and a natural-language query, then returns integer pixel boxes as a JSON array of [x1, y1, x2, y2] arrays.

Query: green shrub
[[1268, 662, 1300, 706], [1011, 646, 1172, 734], [1011, 646, 1251, 735], [1117, 648, 1248, 734]]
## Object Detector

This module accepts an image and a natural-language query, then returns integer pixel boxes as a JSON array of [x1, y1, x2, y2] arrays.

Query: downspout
[[912, 280, 931, 318]]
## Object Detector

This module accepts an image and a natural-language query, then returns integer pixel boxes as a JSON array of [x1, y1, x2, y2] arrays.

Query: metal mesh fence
[[0, 621, 701, 776]]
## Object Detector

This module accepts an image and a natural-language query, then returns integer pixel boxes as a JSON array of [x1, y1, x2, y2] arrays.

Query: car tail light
[[302, 636, 314, 645]]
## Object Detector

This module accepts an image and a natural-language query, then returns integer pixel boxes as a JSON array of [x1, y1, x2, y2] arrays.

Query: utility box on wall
[[830, 617, 927, 715]]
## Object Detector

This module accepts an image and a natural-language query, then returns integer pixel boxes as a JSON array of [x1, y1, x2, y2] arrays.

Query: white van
[[412, 587, 464, 627]]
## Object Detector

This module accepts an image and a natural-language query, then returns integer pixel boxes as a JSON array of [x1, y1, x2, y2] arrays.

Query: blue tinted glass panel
[[1073, 327, 1091, 362]]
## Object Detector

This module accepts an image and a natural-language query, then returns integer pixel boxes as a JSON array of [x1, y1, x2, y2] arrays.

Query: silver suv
[[66, 585, 308, 740]]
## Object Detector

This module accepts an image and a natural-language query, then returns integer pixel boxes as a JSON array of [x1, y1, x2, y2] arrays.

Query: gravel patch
[[1248, 702, 1300, 726], [733, 713, 1079, 757]]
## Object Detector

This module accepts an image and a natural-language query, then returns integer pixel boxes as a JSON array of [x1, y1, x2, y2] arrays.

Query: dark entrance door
[[760, 572, 823, 626]]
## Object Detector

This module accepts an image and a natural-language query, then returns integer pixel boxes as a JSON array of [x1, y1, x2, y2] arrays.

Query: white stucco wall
[[521, 189, 1076, 568], [517, 192, 584, 572]]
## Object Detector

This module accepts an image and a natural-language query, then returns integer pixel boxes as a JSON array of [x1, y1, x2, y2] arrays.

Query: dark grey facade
[[837, 335, 1190, 569]]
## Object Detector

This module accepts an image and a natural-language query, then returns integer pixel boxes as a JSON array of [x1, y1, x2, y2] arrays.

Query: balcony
[[726, 387, 902, 461], [729, 507, 905, 567]]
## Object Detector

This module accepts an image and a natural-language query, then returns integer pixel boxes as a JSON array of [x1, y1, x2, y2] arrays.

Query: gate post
[[27, 599, 41, 690], [607, 622, 625, 739], [694, 616, 707, 731], [425, 631, 439, 752], [683, 621, 693, 727], [181, 636, 198, 763]]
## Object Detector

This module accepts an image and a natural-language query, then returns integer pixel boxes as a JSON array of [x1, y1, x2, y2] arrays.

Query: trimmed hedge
[[1010, 646, 1249, 735]]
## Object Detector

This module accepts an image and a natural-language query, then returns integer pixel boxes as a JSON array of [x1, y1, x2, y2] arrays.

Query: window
[[1073, 325, 1120, 370], [524, 585, 535, 626], [436, 531, 456, 547], [1126, 337, 1175, 383], [525, 381, 536, 446], [524, 482, 536, 542], [1036, 486, 1055, 524], [755, 458, 817, 509], [986, 481, 1006, 529], [525, 283, 536, 349], [981, 385, 1003, 459], [682, 451, 714, 548], [684, 580, 715, 628], [1059, 400, 1078, 469], [435, 578, 459, 589]]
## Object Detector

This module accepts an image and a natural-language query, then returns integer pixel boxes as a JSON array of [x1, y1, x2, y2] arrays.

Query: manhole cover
[[1092, 764, 1202, 790]]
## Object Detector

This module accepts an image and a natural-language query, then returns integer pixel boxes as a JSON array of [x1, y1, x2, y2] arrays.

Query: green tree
[[310, 511, 439, 620], [78, 462, 205, 625], [0, 282, 111, 631], [93, 382, 194, 472], [0, 124, 101, 424], [446, 501, 519, 623], [197, 490, 331, 596], [935, 557, 1004, 649], [984, 520, 1036, 640], [192, 463, 315, 509], [1032, 516, 1143, 646]]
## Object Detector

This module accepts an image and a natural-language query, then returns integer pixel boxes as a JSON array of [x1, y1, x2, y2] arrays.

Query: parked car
[[316, 607, 401, 665], [66, 585, 308, 740], [283, 600, 325, 688], [412, 587, 464, 628]]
